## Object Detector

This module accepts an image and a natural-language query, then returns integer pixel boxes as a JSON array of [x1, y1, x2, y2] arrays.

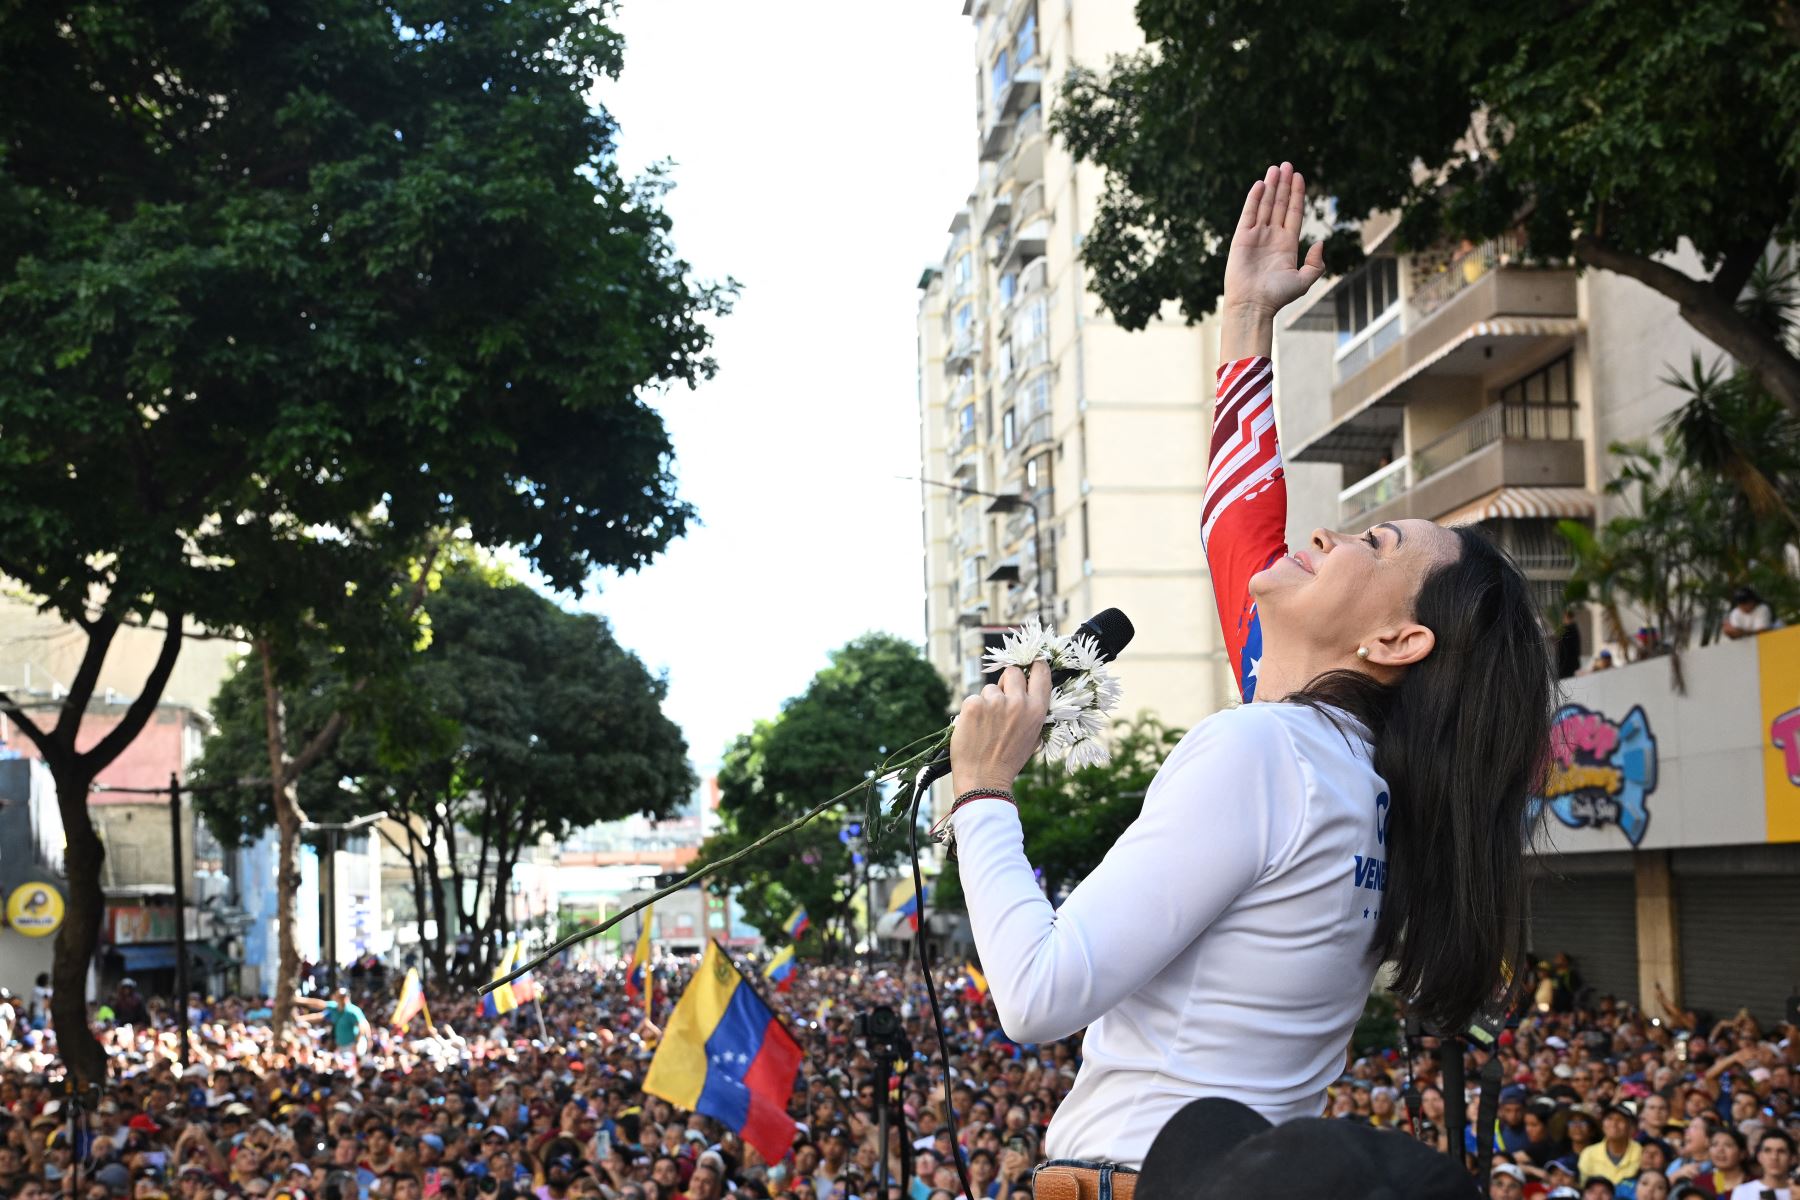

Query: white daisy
[[982, 617, 1052, 672], [1066, 738, 1112, 770], [1055, 634, 1104, 673]]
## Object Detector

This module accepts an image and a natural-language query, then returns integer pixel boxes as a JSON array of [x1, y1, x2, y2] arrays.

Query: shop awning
[[115, 944, 178, 971], [1439, 486, 1596, 527]]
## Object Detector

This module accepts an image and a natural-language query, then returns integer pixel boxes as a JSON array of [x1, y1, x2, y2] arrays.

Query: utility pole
[[168, 772, 189, 1066]]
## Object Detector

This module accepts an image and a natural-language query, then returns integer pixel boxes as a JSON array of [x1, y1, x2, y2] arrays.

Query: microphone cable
[[906, 766, 977, 1200]]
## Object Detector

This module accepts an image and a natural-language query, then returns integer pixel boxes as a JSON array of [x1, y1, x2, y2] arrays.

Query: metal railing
[[1013, 181, 1047, 226], [1013, 105, 1043, 145], [1332, 306, 1401, 384], [1408, 233, 1527, 321], [1018, 257, 1048, 296], [1338, 457, 1410, 523], [1412, 400, 1577, 481]]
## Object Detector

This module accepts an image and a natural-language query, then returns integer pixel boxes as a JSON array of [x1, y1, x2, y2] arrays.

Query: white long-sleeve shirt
[[952, 701, 1388, 1166]]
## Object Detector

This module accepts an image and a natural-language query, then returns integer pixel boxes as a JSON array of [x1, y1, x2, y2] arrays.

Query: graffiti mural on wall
[[1534, 703, 1660, 846]]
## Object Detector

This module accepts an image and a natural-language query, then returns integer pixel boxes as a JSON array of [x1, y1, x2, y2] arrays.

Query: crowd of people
[[0, 950, 1792, 1200]]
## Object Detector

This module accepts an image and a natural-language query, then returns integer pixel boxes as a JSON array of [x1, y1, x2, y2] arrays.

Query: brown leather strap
[[1033, 1165, 1137, 1200]]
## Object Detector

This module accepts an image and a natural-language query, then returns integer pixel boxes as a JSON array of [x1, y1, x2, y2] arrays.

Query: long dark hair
[[1289, 527, 1554, 1032]]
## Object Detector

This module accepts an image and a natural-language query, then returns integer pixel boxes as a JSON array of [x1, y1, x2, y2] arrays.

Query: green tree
[[0, 0, 726, 1077], [698, 634, 953, 955], [1053, 0, 1800, 414], [934, 714, 1185, 911], [193, 566, 694, 987], [1561, 253, 1800, 683]]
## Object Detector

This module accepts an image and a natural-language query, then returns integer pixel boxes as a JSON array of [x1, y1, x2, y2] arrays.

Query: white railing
[[1338, 457, 1411, 523], [1014, 181, 1047, 225], [1408, 234, 1527, 321], [1332, 305, 1401, 383], [1018, 257, 1048, 296]]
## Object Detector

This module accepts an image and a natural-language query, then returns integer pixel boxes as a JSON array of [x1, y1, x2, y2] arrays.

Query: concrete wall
[[0, 596, 239, 715]]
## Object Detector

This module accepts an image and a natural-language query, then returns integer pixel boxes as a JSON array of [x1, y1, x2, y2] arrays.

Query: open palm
[[1222, 162, 1326, 316]]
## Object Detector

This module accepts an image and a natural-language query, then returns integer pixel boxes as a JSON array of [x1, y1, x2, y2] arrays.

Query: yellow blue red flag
[[625, 906, 654, 1009], [481, 943, 522, 1017], [783, 906, 810, 939], [644, 941, 803, 1163], [763, 944, 796, 993], [391, 967, 429, 1029], [886, 876, 928, 931]]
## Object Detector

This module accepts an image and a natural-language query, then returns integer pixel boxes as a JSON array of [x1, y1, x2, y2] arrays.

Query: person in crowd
[[1591, 649, 1615, 671], [1558, 607, 1584, 679], [1731, 1128, 1794, 1200], [1580, 1100, 1646, 1186], [1722, 587, 1776, 639]]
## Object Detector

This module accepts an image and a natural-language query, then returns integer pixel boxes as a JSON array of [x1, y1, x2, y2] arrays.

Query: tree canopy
[[0, 0, 727, 1076], [697, 634, 953, 953], [1054, 0, 1800, 413], [192, 565, 695, 984]]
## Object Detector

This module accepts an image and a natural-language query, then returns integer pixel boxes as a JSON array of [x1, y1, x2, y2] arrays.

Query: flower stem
[[481, 733, 948, 994]]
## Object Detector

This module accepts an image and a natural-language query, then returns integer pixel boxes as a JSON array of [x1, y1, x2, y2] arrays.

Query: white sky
[[563, 3, 977, 776]]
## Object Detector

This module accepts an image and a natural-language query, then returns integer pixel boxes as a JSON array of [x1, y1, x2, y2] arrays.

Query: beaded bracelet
[[928, 788, 1016, 859]]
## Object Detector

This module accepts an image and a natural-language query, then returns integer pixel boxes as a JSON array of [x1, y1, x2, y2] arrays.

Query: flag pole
[[534, 991, 549, 1040]]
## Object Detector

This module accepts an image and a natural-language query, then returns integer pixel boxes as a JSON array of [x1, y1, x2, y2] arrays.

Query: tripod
[[856, 1005, 914, 1200]]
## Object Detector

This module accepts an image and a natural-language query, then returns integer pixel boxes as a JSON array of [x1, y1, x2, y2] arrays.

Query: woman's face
[[1251, 521, 1458, 673], [1635, 1171, 1670, 1200], [1709, 1133, 1741, 1169]]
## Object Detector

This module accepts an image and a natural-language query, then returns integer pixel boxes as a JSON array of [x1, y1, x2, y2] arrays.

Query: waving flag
[[886, 877, 927, 931], [965, 963, 988, 999], [391, 967, 430, 1030], [644, 941, 804, 1163], [763, 944, 797, 993], [625, 907, 654, 1009], [783, 906, 810, 940], [480, 943, 523, 1017]]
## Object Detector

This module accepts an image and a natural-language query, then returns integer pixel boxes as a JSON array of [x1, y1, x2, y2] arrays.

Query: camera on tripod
[[855, 1005, 910, 1058]]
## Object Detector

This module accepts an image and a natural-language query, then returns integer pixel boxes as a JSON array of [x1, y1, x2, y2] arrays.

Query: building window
[[1015, 8, 1037, 64], [959, 403, 976, 433], [953, 252, 973, 292], [1333, 257, 1400, 347], [998, 271, 1017, 307], [1023, 373, 1050, 418], [991, 48, 1010, 102], [1002, 408, 1017, 450], [1025, 455, 1042, 490], [953, 303, 973, 338], [1499, 352, 1576, 439]]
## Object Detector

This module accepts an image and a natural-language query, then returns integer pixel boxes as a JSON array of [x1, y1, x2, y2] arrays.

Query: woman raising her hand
[[947, 163, 1554, 1177]]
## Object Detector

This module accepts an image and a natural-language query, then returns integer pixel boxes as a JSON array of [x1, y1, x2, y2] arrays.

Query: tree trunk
[[47, 759, 106, 1088], [1573, 235, 1800, 419], [259, 643, 305, 1036]]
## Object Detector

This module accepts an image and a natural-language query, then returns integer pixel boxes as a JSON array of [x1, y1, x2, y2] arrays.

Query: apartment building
[[917, 0, 1232, 773], [1271, 223, 1800, 1021]]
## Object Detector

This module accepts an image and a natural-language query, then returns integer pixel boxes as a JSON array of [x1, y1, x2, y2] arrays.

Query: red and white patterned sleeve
[[1202, 356, 1288, 702]]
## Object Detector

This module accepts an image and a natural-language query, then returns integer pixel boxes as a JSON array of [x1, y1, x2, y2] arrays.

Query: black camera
[[855, 1005, 905, 1052]]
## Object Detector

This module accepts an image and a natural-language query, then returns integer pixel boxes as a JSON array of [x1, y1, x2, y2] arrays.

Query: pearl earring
[[1356, 646, 1370, 660]]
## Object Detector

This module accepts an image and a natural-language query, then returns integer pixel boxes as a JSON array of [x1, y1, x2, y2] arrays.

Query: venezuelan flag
[[391, 967, 428, 1029], [783, 906, 810, 940], [480, 942, 522, 1017], [763, 944, 797, 993], [644, 941, 804, 1164], [965, 962, 988, 999], [624, 907, 654, 1008], [886, 876, 928, 931]]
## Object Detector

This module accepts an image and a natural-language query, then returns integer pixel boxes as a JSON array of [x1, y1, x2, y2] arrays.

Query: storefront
[[1529, 625, 1800, 1023]]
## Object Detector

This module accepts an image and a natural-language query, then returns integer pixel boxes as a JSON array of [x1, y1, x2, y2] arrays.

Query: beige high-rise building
[[916, 0, 1234, 777]]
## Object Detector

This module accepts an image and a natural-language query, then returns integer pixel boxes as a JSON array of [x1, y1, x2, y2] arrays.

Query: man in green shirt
[[297, 986, 372, 1057]]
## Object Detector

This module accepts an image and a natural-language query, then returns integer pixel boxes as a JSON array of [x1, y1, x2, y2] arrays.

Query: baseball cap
[[1137, 1097, 1474, 1200], [1491, 1164, 1526, 1182], [1548, 1190, 1580, 1199], [128, 1114, 162, 1133], [95, 1163, 133, 1195]]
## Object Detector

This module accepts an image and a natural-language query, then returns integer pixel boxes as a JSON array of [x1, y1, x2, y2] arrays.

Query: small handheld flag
[[783, 906, 810, 940], [625, 906, 654, 1010], [763, 944, 797, 993], [391, 967, 429, 1030], [644, 941, 804, 1163], [481, 943, 523, 1017], [965, 962, 988, 999], [886, 877, 928, 932]]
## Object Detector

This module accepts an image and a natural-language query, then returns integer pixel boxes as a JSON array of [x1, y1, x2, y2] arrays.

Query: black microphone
[[917, 608, 1135, 790]]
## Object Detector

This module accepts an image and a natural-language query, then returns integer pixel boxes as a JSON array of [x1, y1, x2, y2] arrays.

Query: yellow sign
[[6, 884, 65, 938], [1760, 625, 1800, 842]]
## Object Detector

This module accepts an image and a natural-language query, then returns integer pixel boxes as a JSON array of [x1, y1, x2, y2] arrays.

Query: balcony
[[996, 63, 1042, 117], [997, 193, 1049, 273], [1005, 409, 1053, 475], [984, 191, 1013, 236], [1335, 401, 1586, 527], [1328, 243, 1579, 425], [979, 116, 1013, 163], [1004, 105, 1045, 182], [945, 324, 980, 369]]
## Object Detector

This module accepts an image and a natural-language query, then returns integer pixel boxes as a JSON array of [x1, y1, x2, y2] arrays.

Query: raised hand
[[1222, 162, 1325, 319]]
